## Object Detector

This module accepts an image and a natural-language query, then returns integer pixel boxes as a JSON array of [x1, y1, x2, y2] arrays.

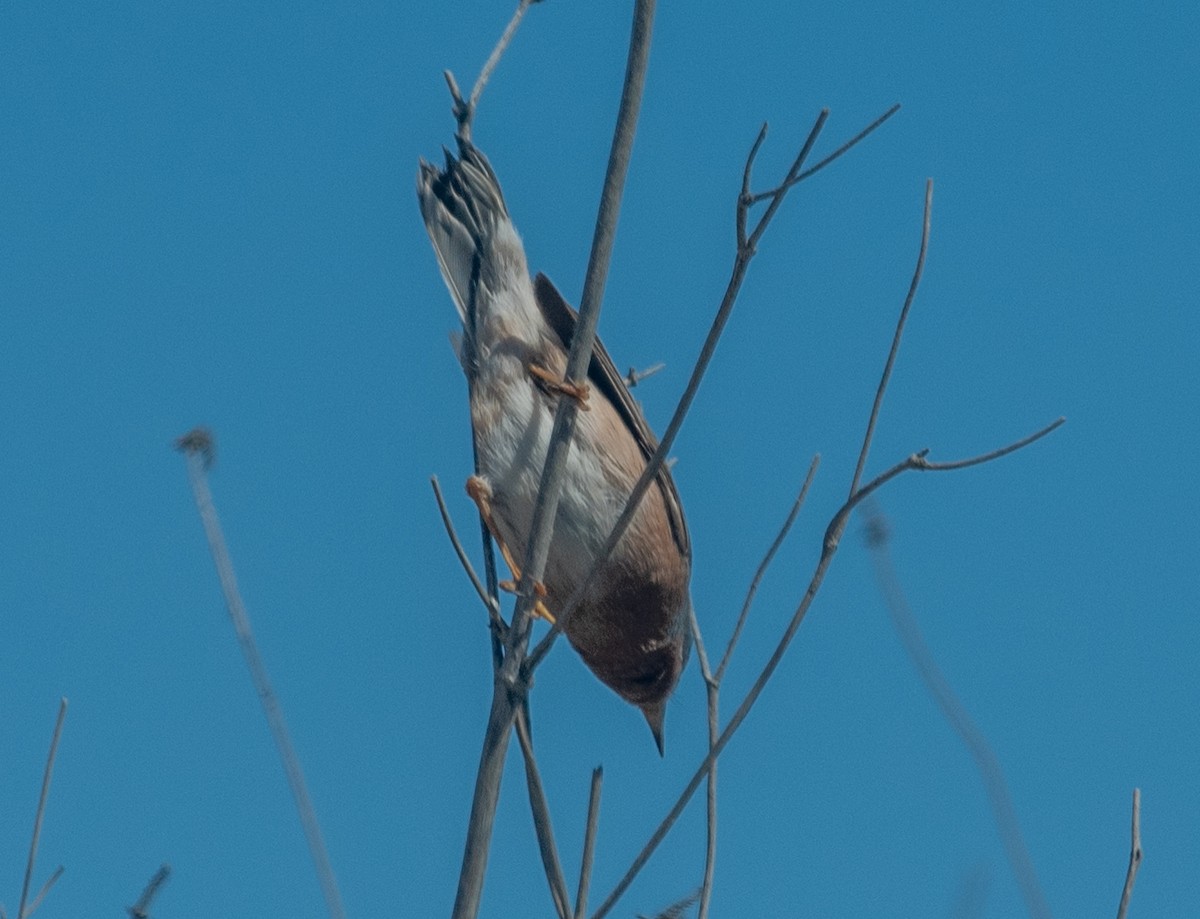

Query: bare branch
[[747, 103, 901, 204], [176, 431, 347, 919], [127, 864, 171, 919], [429, 482, 504, 643], [530, 106, 893, 674], [716, 456, 819, 683], [514, 708, 571, 919], [17, 697, 67, 919], [451, 4, 658, 916], [849, 179, 932, 497], [863, 503, 1052, 919], [915, 420, 1066, 471], [736, 123, 768, 251], [1116, 789, 1143, 919], [574, 767, 604, 919], [444, 0, 540, 142]]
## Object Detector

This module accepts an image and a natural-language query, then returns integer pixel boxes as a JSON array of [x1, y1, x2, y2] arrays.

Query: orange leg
[[528, 364, 591, 410], [465, 476, 556, 624]]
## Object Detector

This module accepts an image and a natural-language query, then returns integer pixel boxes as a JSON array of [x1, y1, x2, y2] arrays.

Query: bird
[[417, 139, 692, 754]]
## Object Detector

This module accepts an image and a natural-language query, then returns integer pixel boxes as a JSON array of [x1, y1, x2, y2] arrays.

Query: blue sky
[[2, 1, 1197, 917]]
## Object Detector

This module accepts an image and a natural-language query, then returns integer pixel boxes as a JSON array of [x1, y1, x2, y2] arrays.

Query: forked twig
[[863, 503, 1051, 919], [21, 866, 64, 919], [176, 429, 347, 919], [17, 697, 67, 919], [1115, 789, 1142, 919]]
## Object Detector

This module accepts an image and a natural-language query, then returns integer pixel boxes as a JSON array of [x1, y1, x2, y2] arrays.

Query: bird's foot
[[466, 475, 557, 624], [528, 364, 591, 409]]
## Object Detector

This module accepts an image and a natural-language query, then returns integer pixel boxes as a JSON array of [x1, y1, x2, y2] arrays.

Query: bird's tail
[[416, 141, 518, 331]]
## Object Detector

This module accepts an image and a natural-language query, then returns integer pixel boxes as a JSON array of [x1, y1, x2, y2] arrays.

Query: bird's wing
[[533, 272, 691, 562]]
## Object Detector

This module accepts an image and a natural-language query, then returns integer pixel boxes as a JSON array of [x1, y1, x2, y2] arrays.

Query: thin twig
[[444, 0, 540, 142], [863, 504, 1052, 919], [176, 430, 347, 919], [574, 767, 604, 919], [450, 4, 658, 916], [17, 697, 67, 919], [430, 476, 504, 629], [849, 179, 932, 497], [747, 103, 901, 205], [716, 457, 820, 682], [687, 608, 719, 919], [127, 864, 172, 919], [1115, 789, 1142, 919], [514, 707, 571, 919]]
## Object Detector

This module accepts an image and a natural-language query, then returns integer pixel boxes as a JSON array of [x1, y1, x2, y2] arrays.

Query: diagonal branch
[[514, 708, 571, 919], [574, 767, 605, 919]]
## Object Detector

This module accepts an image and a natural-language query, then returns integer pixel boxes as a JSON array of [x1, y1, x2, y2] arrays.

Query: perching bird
[[417, 140, 692, 754]]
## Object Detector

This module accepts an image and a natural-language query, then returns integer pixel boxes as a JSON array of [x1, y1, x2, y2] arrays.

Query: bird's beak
[[641, 700, 667, 757]]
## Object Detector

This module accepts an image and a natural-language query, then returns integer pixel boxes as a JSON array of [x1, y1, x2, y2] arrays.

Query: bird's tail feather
[[416, 142, 512, 329]]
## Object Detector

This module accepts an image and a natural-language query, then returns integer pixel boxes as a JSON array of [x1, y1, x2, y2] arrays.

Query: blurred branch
[[127, 864, 171, 919], [176, 429, 347, 919], [574, 767, 604, 919], [21, 866, 63, 919], [1115, 789, 1142, 919], [637, 889, 699, 919], [862, 503, 1051, 919], [17, 697, 67, 919]]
